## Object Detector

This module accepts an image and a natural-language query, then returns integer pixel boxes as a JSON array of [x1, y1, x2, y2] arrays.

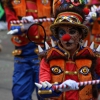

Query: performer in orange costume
[[35, 0, 100, 100], [2, 0, 59, 100]]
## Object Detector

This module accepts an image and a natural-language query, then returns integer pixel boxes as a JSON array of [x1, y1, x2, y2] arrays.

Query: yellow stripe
[[26, 9, 38, 13], [65, 71, 78, 75]]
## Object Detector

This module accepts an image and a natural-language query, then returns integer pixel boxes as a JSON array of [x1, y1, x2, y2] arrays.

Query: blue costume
[[12, 42, 42, 100]]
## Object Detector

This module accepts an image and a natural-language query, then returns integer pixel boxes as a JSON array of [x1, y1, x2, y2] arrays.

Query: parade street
[[0, 30, 37, 100]]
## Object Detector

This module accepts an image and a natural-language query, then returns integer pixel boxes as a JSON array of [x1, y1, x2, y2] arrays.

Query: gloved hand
[[7, 24, 24, 35], [7, 23, 33, 35], [7, 16, 35, 35], [58, 79, 79, 92], [22, 16, 34, 23]]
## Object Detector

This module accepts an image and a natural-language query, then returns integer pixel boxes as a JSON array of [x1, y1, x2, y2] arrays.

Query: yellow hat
[[50, 11, 89, 39]]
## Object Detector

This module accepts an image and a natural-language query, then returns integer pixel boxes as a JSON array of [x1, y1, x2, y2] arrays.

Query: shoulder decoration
[[37, 38, 66, 61], [46, 48, 65, 61], [37, 39, 100, 60], [84, 5, 100, 25], [82, 40, 100, 57], [77, 46, 95, 57]]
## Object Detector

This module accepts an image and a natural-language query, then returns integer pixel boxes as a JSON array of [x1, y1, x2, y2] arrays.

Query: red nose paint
[[62, 34, 71, 41]]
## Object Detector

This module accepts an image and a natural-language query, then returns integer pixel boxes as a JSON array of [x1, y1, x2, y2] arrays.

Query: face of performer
[[58, 25, 82, 53]]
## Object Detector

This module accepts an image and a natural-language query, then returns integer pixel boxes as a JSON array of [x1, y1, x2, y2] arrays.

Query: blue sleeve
[[10, 25, 23, 35]]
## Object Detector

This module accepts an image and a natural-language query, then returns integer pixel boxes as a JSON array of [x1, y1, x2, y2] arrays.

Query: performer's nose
[[62, 34, 71, 41]]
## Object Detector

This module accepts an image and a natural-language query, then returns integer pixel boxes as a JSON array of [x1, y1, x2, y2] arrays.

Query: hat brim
[[50, 22, 89, 39]]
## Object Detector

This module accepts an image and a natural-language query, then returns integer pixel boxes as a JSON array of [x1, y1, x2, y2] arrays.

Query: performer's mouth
[[64, 40, 74, 46], [66, 42, 72, 46]]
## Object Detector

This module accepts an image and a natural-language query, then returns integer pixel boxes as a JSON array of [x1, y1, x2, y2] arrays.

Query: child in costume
[[2, 0, 56, 100], [35, 0, 100, 100]]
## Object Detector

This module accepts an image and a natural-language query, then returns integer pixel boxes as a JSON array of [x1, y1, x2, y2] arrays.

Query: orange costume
[[91, 17, 100, 47], [39, 46, 100, 100], [34, 1, 100, 100]]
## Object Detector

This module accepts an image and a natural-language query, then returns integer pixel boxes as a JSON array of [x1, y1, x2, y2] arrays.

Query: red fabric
[[65, 61, 79, 100], [39, 58, 51, 82], [95, 57, 100, 76], [4, 7, 18, 30], [26, 1, 38, 18]]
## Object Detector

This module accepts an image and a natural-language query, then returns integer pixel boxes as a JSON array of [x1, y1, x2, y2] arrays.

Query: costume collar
[[57, 41, 80, 60]]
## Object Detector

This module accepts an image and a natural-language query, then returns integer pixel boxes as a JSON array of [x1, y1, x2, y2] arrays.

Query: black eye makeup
[[69, 29, 77, 35], [57, 27, 79, 38]]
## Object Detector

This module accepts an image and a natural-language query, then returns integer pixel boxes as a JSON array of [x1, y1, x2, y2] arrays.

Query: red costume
[[34, 1, 100, 100], [39, 45, 100, 100]]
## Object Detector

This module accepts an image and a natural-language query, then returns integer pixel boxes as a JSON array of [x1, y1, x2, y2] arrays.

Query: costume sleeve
[[39, 58, 51, 82], [4, 7, 18, 30]]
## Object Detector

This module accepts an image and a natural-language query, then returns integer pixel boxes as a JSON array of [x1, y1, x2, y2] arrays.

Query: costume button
[[35, 35, 39, 39], [12, 51, 15, 55], [42, 40, 44, 43], [65, 71, 69, 74], [15, 50, 18, 53], [74, 71, 77, 74], [34, 10, 38, 13], [76, 51, 78, 54], [34, 48, 39, 53], [54, 82, 58, 84], [17, 50, 22, 55], [64, 52, 67, 55]]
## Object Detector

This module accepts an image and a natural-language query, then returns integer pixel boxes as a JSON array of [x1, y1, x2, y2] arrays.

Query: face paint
[[58, 26, 82, 51]]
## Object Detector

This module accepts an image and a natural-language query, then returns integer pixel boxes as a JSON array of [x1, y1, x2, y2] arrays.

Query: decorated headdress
[[84, 5, 100, 25], [83, 2, 100, 45], [50, 0, 90, 39]]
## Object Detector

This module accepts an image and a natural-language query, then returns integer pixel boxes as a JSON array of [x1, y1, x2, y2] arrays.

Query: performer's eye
[[51, 66, 63, 75], [58, 29, 66, 38], [79, 66, 90, 75], [69, 29, 77, 34]]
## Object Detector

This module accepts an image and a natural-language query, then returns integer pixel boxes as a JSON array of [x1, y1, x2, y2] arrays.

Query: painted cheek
[[71, 34, 80, 43]]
